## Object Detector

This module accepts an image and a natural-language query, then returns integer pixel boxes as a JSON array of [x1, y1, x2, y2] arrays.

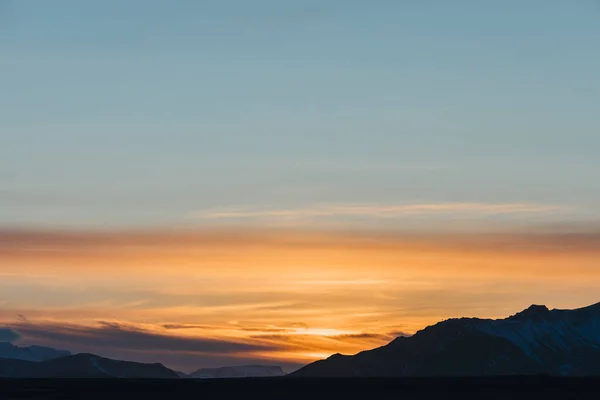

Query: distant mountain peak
[[292, 301, 600, 377], [0, 342, 70, 362], [509, 304, 550, 320]]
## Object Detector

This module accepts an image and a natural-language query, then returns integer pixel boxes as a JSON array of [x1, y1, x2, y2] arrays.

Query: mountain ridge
[[0, 343, 287, 379], [3, 302, 599, 378], [291, 302, 600, 377], [0, 341, 71, 362], [0, 353, 179, 378]]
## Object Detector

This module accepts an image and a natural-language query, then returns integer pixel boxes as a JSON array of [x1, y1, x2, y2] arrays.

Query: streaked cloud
[[294, 279, 388, 286], [5, 320, 405, 372], [9, 321, 281, 355], [2, 225, 600, 371], [161, 323, 215, 330], [192, 202, 567, 221]]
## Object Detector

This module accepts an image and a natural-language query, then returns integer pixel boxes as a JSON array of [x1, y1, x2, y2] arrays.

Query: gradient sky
[[1, 1, 600, 372]]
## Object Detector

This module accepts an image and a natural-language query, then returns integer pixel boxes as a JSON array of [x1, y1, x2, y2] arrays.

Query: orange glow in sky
[[1, 228, 599, 372]]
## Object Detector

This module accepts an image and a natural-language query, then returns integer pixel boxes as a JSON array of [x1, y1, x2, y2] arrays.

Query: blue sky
[[1, 0, 599, 229]]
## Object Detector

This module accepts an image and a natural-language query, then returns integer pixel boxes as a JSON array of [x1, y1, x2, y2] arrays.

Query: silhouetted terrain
[[0, 344, 286, 379], [188, 365, 284, 378], [1, 377, 600, 399], [0, 342, 70, 362], [292, 302, 600, 377], [4, 301, 600, 383], [0, 353, 178, 378]]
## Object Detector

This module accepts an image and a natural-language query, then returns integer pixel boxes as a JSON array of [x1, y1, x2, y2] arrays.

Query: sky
[[1, 0, 600, 372]]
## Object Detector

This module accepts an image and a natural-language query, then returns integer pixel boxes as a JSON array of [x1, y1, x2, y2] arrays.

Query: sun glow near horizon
[[1, 226, 599, 371]]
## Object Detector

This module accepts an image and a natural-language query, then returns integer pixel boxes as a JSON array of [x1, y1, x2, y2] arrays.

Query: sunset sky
[[1, 1, 600, 373]]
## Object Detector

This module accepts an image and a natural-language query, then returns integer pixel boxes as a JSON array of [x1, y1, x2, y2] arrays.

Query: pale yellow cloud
[[192, 202, 566, 220]]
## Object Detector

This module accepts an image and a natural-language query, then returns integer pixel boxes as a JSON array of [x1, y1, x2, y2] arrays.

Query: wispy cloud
[[294, 279, 388, 286], [5, 320, 404, 372], [4, 321, 308, 373], [2, 225, 600, 371], [9, 321, 281, 355], [192, 202, 566, 221]]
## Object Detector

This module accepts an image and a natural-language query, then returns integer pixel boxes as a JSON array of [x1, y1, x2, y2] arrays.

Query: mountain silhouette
[[0, 353, 178, 378], [0, 349, 285, 379], [291, 302, 600, 377], [0, 342, 71, 362]]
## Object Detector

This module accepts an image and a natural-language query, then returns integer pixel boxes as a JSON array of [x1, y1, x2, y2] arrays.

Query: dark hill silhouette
[[0, 341, 70, 361], [0, 353, 178, 378], [291, 302, 600, 377]]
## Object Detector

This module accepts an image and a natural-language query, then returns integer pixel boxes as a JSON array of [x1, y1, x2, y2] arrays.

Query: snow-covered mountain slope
[[0, 342, 71, 362], [189, 365, 285, 379], [463, 303, 600, 375], [292, 302, 600, 377]]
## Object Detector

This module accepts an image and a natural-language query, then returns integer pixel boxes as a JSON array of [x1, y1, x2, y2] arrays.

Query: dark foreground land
[[1, 377, 600, 400]]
